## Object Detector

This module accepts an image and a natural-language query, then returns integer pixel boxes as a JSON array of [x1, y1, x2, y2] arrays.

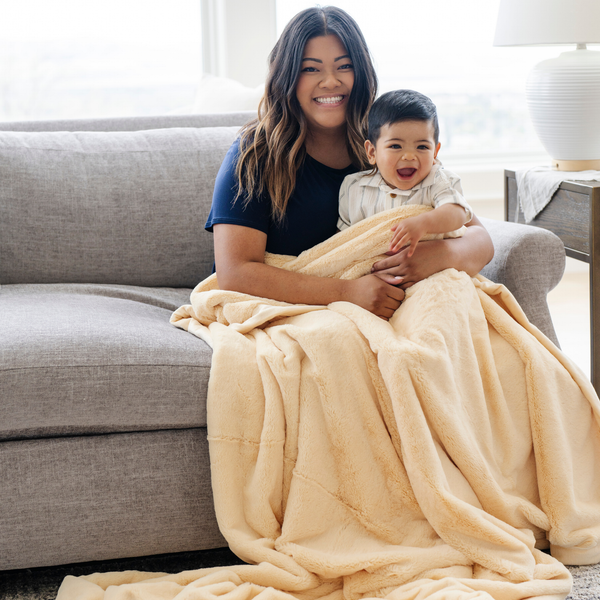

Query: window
[[276, 0, 575, 162], [0, 0, 201, 121]]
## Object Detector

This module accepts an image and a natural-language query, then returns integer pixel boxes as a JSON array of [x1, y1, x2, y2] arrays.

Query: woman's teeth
[[315, 96, 343, 104]]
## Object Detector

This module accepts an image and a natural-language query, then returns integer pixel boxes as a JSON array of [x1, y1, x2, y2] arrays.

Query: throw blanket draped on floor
[[57, 206, 600, 600]]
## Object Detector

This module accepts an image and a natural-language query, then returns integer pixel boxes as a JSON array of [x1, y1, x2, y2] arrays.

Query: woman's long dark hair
[[235, 6, 378, 222]]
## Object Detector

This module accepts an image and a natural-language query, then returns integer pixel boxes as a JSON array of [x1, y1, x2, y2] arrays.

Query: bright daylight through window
[[0, 0, 201, 121]]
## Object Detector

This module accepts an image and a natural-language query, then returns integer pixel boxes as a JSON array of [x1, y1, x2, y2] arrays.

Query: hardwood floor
[[547, 257, 591, 379]]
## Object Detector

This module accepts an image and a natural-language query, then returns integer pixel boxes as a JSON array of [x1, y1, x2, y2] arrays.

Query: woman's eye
[[339, 63, 354, 70]]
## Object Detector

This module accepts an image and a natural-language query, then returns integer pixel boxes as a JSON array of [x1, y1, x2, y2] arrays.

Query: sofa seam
[[0, 364, 211, 373], [2, 426, 210, 444]]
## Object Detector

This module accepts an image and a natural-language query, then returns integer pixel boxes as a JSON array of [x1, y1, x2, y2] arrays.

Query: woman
[[206, 6, 494, 319]]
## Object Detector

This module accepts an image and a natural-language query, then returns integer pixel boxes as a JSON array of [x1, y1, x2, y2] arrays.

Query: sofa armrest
[[479, 217, 565, 347]]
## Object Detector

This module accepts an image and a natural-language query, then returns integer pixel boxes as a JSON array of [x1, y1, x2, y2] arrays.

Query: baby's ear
[[434, 142, 441, 158], [364, 139, 377, 165]]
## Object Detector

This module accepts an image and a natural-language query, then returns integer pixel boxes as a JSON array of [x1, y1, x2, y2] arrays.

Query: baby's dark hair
[[367, 89, 439, 145]]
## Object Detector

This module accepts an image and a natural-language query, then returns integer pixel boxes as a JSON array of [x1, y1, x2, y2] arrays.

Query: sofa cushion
[[0, 429, 226, 569], [0, 284, 212, 441], [0, 126, 239, 287]]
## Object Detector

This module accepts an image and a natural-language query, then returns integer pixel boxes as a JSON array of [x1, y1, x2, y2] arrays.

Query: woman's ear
[[434, 142, 441, 159], [364, 139, 377, 165]]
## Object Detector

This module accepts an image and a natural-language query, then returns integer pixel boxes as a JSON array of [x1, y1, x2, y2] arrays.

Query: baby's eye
[[389, 144, 401, 149], [418, 145, 430, 150]]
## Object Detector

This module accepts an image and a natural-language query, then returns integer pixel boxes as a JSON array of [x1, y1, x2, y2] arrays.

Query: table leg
[[591, 190, 600, 392], [591, 269, 600, 392]]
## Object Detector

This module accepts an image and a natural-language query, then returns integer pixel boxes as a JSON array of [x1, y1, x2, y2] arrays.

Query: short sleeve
[[205, 140, 357, 256], [431, 170, 473, 223], [337, 174, 354, 231], [205, 140, 271, 234]]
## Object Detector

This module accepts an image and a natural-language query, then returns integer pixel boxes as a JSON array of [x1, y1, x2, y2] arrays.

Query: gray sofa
[[0, 112, 566, 571]]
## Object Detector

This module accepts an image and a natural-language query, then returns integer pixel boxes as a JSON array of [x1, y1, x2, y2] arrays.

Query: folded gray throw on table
[[516, 166, 600, 223]]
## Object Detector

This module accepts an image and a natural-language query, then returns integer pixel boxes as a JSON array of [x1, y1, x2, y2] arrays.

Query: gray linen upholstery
[[0, 113, 257, 570], [0, 112, 255, 133], [0, 284, 210, 441], [479, 217, 564, 347], [0, 429, 226, 570], [0, 126, 239, 286]]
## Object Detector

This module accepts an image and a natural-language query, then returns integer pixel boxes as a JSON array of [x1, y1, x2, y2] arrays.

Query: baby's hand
[[390, 217, 428, 257]]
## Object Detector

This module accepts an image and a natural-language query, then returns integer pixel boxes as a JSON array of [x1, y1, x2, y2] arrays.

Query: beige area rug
[[0, 552, 598, 600]]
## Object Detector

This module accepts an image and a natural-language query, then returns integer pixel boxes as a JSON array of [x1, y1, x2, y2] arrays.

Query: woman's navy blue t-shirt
[[205, 140, 358, 256]]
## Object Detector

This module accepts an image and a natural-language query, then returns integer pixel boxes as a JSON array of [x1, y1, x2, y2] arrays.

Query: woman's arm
[[370, 215, 494, 289], [213, 223, 405, 320]]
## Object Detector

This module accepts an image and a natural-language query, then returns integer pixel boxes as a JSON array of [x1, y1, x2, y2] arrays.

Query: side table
[[504, 169, 600, 390]]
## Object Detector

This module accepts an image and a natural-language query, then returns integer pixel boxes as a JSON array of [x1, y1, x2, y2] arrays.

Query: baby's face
[[365, 120, 440, 191]]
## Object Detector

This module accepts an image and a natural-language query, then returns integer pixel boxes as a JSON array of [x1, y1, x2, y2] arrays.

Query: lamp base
[[527, 47, 600, 167], [553, 158, 600, 172]]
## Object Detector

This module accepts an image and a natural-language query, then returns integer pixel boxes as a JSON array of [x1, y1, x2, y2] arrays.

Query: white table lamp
[[494, 0, 600, 171]]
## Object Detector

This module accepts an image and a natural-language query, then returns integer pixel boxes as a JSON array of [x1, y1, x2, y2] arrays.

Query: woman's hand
[[343, 274, 405, 320], [371, 216, 494, 289], [371, 241, 448, 288]]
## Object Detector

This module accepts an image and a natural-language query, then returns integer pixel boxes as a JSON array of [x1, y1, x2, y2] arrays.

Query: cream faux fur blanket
[[57, 206, 600, 600]]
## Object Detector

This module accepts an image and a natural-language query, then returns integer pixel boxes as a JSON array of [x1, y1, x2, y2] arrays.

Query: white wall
[[201, 0, 276, 87]]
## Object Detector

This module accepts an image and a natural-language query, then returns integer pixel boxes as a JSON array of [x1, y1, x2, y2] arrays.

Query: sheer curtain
[[0, 0, 201, 121]]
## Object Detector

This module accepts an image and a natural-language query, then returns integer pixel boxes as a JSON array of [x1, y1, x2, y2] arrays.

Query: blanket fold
[[57, 205, 600, 600]]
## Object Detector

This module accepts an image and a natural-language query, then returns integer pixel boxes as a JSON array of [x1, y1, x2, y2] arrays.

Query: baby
[[338, 89, 473, 257]]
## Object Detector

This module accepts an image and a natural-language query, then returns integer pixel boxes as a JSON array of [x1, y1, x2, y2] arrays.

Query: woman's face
[[295, 34, 354, 134]]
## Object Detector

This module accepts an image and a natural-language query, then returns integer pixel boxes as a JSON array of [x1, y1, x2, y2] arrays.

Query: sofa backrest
[[0, 112, 255, 287], [0, 112, 255, 132]]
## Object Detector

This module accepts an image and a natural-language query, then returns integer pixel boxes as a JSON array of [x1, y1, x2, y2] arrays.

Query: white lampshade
[[494, 0, 600, 47], [494, 0, 600, 170]]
